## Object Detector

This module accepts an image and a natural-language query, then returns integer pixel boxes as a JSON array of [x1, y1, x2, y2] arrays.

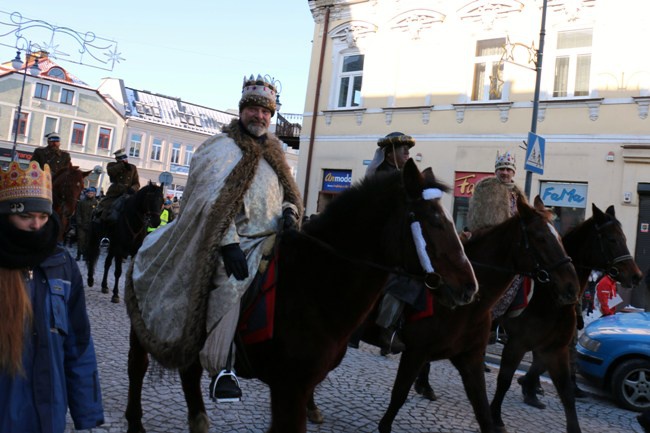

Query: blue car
[[577, 312, 650, 411]]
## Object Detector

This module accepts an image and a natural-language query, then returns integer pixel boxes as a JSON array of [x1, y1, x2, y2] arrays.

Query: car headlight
[[578, 333, 601, 352]]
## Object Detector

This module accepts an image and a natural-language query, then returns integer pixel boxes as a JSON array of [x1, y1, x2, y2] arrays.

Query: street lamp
[[10, 46, 40, 162]]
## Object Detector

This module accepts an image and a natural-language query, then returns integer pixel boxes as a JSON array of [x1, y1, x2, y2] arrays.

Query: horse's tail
[[84, 220, 103, 280]]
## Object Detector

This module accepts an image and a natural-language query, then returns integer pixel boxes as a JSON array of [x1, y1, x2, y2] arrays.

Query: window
[[72, 122, 85, 146], [13, 112, 28, 136], [98, 127, 111, 150], [472, 38, 506, 101], [553, 29, 592, 97], [170, 142, 181, 164], [47, 67, 66, 79], [44, 117, 58, 136], [151, 138, 162, 161], [34, 83, 49, 100], [129, 133, 142, 158], [337, 54, 364, 108], [60, 88, 74, 105], [184, 145, 194, 166]]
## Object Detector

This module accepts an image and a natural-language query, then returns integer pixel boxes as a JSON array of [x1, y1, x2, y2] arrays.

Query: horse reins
[[585, 219, 633, 278], [293, 187, 448, 290], [469, 218, 572, 284]]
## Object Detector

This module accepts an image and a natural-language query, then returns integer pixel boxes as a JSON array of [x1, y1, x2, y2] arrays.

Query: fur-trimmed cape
[[467, 176, 526, 232], [125, 119, 303, 369]]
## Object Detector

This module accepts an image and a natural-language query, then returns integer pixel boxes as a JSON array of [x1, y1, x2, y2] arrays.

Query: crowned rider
[[129, 74, 303, 403]]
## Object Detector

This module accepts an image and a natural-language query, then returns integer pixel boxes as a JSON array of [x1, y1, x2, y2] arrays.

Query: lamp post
[[524, 0, 548, 199], [10, 45, 40, 163]]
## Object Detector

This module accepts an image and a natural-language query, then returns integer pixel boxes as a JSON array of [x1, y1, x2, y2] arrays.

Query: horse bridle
[[591, 219, 634, 279], [293, 189, 449, 290], [470, 217, 572, 284]]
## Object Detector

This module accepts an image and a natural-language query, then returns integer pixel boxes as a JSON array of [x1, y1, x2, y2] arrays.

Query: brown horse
[[124, 160, 479, 433], [51, 164, 91, 241], [348, 196, 578, 433], [488, 204, 643, 433]]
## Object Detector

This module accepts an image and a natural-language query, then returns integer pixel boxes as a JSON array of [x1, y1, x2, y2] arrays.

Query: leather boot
[[518, 375, 546, 409], [209, 370, 242, 403], [379, 327, 406, 354]]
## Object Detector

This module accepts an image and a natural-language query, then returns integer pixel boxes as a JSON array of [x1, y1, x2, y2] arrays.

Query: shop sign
[[540, 182, 587, 208], [322, 169, 352, 192], [454, 172, 493, 197]]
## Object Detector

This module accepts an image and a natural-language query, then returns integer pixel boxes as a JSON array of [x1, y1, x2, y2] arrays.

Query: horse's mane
[[304, 170, 450, 237]]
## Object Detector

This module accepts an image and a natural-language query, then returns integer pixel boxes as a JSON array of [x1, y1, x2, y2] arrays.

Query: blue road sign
[[525, 132, 545, 174]]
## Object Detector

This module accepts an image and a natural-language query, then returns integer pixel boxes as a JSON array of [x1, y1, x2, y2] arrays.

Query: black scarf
[[0, 214, 60, 269]]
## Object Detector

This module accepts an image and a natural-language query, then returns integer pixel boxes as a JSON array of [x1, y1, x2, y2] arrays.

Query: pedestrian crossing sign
[[524, 132, 545, 174]]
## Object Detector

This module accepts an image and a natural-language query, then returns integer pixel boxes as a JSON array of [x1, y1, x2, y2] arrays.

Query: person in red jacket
[[596, 274, 618, 316]]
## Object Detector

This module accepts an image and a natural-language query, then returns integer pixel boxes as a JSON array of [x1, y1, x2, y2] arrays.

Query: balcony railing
[[276, 113, 302, 138]]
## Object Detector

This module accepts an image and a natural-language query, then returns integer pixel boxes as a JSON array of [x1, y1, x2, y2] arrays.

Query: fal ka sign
[[540, 182, 587, 208]]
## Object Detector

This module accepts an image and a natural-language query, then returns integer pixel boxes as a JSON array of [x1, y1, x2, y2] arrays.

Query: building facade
[[97, 78, 238, 196], [301, 0, 650, 306], [0, 51, 125, 188]]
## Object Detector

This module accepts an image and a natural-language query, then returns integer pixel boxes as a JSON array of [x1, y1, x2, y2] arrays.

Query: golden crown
[[0, 161, 52, 214]]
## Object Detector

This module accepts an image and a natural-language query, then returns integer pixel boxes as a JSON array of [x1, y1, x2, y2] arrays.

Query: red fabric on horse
[[238, 255, 277, 344], [407, 289, 435, 322]]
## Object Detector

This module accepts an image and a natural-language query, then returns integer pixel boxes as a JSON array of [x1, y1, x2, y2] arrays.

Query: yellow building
[[301, 0, 650, 305]]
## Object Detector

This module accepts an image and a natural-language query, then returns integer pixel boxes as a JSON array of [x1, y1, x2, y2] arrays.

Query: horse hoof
[[307, 407, 324, 424], [414, 382, 437, 401], [101, 287, 109, 294], [111, 295, 120, 303], [88, 278, 94, 287]]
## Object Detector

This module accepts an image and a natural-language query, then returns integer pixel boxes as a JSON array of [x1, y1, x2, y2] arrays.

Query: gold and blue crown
[[239, 74, 277, 115], [495, 151, 516, 171], [0, 161, 52, 215]]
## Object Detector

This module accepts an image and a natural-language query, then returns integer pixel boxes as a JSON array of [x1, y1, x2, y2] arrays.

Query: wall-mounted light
[[415, 152, 423, 162], [606, 151, 615, 162]]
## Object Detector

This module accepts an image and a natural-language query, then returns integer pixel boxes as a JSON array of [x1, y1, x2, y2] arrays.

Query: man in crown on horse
[[31, 132, 71, 177], [128, 74, 302, 403]]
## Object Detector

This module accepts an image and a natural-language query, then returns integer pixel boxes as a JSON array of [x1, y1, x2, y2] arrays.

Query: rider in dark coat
[[31, 132, 71, 177], [366, 132, 419, 354], [96, 149, 140, 223]]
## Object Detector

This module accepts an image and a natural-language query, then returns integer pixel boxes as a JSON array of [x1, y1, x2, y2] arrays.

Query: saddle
[[97, 194, 128, 225]]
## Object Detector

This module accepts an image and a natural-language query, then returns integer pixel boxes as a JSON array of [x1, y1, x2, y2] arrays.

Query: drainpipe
[[303, 5, 331, 210]]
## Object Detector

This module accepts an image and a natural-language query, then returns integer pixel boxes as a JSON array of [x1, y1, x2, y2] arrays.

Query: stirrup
[[210, 370, 242, 403]]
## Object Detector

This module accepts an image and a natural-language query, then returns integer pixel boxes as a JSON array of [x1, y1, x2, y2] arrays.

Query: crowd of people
[[1, 71, 648, 432]]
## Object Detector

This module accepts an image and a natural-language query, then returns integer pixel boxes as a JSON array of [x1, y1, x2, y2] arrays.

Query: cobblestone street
[[67, 252, 643, 432]]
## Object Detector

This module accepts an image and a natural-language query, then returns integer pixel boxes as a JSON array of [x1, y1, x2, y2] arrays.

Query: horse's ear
[[402, 159, 423, 199], [517, 194, 534, 218], [591, 203, 604, 219], [421, 167, 435, 183], [605, 204, 615, 218], [533, 195, 546, 212]]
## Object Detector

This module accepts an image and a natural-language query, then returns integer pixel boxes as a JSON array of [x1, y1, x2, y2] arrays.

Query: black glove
[[282, 207, 299, 231], [576, 314, 585, 331], [220, 243, 249, 280]]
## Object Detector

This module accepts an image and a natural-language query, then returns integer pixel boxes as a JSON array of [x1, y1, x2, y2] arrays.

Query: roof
[[123, 87, 238, 135]]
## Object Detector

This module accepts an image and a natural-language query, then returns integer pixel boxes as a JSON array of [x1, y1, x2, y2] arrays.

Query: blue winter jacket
[[0, 246, 104, 432]]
